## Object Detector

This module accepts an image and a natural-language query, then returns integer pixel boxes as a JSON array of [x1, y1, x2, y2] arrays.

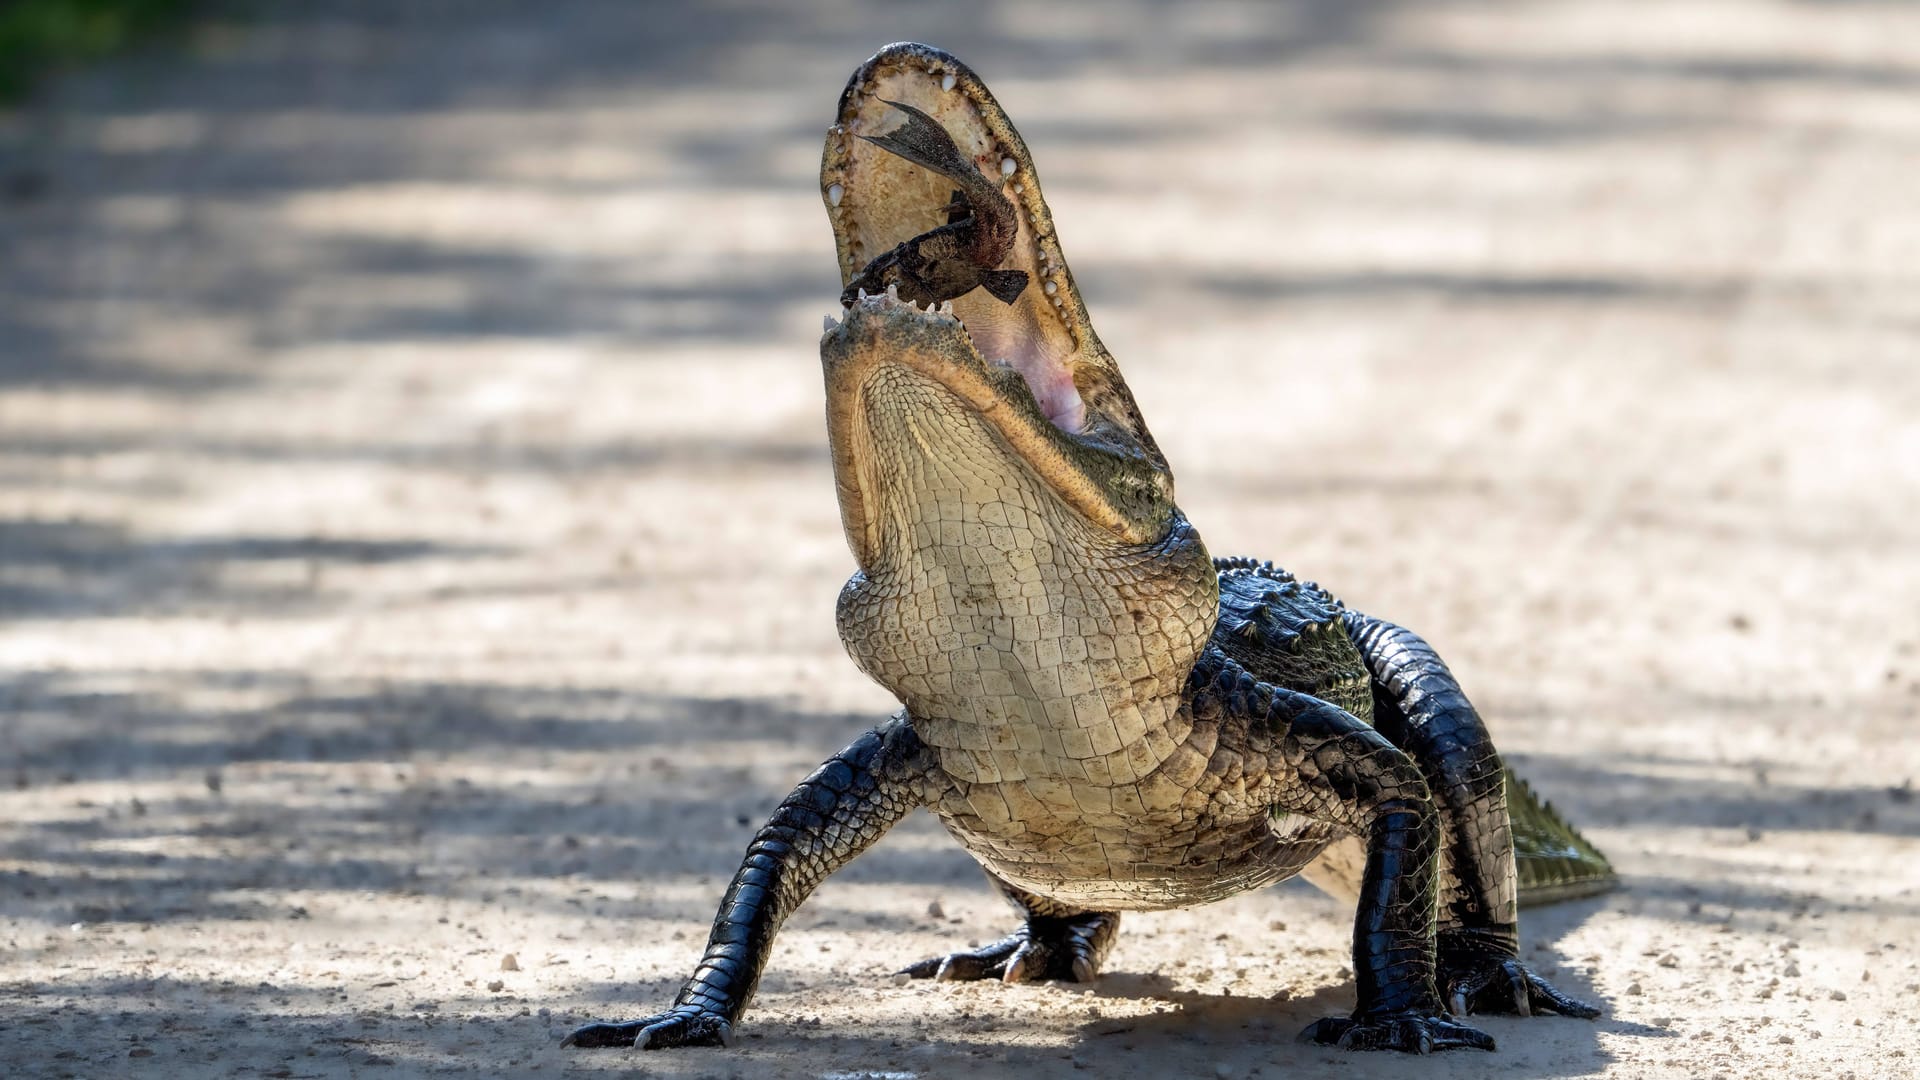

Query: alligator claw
[[1442, 956, 1600, 1019], [1299, 1013, 1496, 1054], [1071, 953, 1097, 984], [562, 1006, 730, 1050], [1001, 946, 1039, 984], [1510, 964, 1534, 1017]]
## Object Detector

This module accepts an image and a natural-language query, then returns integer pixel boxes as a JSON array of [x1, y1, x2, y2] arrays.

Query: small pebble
[[500, 954, 520, 972], [487, 979, 504, 992], [1626, 982, 1643, 996], [926, 900, 945, 919]]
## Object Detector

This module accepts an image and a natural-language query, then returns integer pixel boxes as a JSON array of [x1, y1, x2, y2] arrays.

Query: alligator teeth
[[823, 314, 839, 332], [939, 300, 955, 315], [858, 288, 869, 302], [885, 283, 900, 303], [1000, 156, 1017, 177], [988, 357, 1015, 370], [827, 183, 843, 207], [941, 72, 956, 92]]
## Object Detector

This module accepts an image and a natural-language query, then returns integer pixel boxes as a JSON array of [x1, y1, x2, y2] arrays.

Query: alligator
[[566, 41, 1614, 1055]]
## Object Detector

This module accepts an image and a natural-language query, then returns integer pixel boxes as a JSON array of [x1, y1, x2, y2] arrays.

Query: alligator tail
[[1509, 768, 1618, 907]]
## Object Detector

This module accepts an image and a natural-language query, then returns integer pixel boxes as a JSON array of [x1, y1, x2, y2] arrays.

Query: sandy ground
[[2, 1, 1918, 1077]]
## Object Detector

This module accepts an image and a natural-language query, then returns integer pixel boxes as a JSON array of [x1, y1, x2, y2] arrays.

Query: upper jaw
[[818, 43, 1178, 571], [819, 43, 1093, 367]]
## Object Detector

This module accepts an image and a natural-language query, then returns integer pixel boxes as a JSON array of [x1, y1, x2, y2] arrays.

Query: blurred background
[[2, 2, 1917, 1077]]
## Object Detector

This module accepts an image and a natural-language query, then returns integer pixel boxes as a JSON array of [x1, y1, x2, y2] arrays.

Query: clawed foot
[[1444, 957, 1601, 1020], [900, 912, 1118, 984], [561, 1005, 730, 1050], [1299, 1012, 1497, 1054]]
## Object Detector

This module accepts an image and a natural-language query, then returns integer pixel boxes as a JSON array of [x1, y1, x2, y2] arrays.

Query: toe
[[1507, 964, 1533, 1017]]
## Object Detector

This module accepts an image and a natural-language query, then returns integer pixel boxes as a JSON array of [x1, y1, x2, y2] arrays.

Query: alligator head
[[817, 44, 1219, 739], [818, 43, 1188, 578]]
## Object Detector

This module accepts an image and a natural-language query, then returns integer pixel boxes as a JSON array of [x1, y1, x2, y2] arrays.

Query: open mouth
[[817, 44, 1177, 571], [820, 43, 1092, 437], [826, 283, 1084, 434]]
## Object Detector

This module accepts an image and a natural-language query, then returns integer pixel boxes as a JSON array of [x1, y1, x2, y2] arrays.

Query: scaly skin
[[567, 42, 1610, 1054]]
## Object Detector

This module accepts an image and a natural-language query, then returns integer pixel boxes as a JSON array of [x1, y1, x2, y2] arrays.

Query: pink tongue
[[1007, 351, 1084, 433], [968, 321, 1082, 433]]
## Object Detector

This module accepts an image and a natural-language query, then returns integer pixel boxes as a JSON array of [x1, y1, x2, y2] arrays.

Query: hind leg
[[901, 871, 1120, 984], [1344, 610, 1600, 1020]]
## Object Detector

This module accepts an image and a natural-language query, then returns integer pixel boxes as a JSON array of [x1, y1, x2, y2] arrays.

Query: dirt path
[[3, 2, 1918, 1077]]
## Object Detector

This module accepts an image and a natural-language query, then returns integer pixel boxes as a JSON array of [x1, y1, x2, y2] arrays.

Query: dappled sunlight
[[3, 0, 1919, 1077]]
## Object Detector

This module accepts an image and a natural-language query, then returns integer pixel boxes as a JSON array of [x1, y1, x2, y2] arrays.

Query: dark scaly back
[[1210, 558, 1372, 720], [1210, 557, 1616, 906]]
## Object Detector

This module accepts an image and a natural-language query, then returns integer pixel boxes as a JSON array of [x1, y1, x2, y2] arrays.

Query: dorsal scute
[[1208, 558, 1371, 719], [1217, 563, 1345, 651]]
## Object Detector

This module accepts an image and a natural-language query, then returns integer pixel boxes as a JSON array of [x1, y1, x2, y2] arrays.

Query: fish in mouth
[[838, 99, 1030, 309]]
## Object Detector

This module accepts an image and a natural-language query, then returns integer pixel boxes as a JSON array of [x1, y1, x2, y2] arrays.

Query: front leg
[[1189, 651, 1493, 1053], [1345, 612, 1600, 1020], [565, 717, 934, 1050]]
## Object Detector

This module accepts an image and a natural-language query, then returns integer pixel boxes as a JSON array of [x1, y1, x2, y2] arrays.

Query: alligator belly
[[934, 804, 1344, 912]]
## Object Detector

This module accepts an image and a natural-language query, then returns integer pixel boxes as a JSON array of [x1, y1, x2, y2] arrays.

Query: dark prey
[[838, 99, 1029, 308]]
